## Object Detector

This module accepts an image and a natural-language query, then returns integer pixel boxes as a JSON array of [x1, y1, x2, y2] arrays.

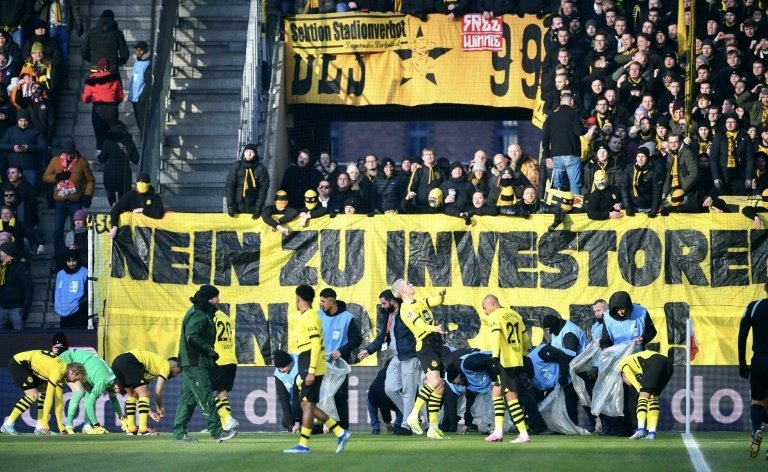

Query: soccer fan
[[211, 307, 240, 432], [58, 346, 124, 434], [273, 350, 300, 432], [1, 350, 85, 435], [618, 350, 674, 440], [738, 283, 768, 459], [283, 285, 351, 454], [108, 173, 165, 239], [173, 284, 238, 443], [482, 294, 532, 444], [111, 349, 181, 435], [391, 278, 448, 439]]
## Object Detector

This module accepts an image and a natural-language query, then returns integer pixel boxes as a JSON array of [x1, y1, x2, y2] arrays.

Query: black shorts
[[8, 360, 46, 390], [499, 366, 523, 394], [209, 364, 237, 392], [111, 353, 147, 389], [297, 373, 323, 403], [640, 355, 674, 395], [750, 355, 768, 401], [417, 334, 444, 374]]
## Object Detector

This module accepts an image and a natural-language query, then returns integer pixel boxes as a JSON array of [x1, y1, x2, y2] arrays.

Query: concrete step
[[171, 76, 243, 90], [163, 158, 235, 172], [172, 66, 244, 79], [174, 41, 246, 56], [176, 27, 248, 43], [178, 3, 250, 18], [86, 5, 158, 18], [167, 95, 241, 113], [177, 16, 249, 31], [172, 51, 247, 68], [165, 121, 241, 135], [164, 134, 240, 148], [166, 110, 240, 125], [160, 191, 227, 212], [164, 145, 239, 160], [159, 168, 228, 184]]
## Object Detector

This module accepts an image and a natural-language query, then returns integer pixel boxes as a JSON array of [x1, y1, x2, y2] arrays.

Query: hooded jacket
[[82, 70, 124, 104], [81, 15, 129, 70], [440, 171, 473, 216], [98, 124, 139, 190], [226, 155, 270, 216], [0, 30, 21, 66], [0, 122, 48, 171], [178, 299, 217, 368], [599, 291, 657, 348], [109, 186, 165, 224]]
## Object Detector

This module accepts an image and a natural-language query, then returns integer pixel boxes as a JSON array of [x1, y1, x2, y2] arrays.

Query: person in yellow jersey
[[210, 307, 239, 432], [1, 350, 85, 435], [482, 294, 532, 444], [618, 350, 674, 440], [391, 278, 449, 439], [283, 284, 351, 454], [110, 349, 181, 435]]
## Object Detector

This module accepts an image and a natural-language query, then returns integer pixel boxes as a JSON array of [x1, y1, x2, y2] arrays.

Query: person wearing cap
[[0, 106, 48, 188], [128, 40, 150, 133], [21, 19, 61, 72], [81, 56, 124, 153], [469, 161, 491, 196], [710, 113, 756, 195], [24, 40, 57, 95], [343, 196, 358, 214], [582, 141, 620, 195], [98, 120, 139, 206], [111, 349, 181, 435], [1, 351, 85, 435], [225, 143, 270, 219], [373, 157, 403, 213], [317, 288, 362, 429], [64, 208, 87, 265], [541, 314, 588, 425], [173, 284, 238, 443], [0, 241, 32, 329], [283, 285, 352, 454], [261, 189, 298, 235], [440, 161, 472, 218], [16, 75, 55, 142], [439, 347, 489, 434], [279, 149, 323, 210], [43, 139, 94, 270], [34, 0, 83, 88], [390, 278, 448, 439], [81, 9, 129, 71], [620, 146, 663, 217], [108, 172, 165, 238], [52, 249, 87, 328]]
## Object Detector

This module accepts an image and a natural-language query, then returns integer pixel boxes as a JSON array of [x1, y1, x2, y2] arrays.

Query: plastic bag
[[317, 358, 351, 421], [538, 385, 590, 435], [570, 342, 601, 406], [590, 342, 639, 417], [471, 391, 512, 433]]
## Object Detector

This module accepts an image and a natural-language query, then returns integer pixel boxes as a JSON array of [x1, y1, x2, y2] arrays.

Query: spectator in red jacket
[[81, 58, 123, 154]]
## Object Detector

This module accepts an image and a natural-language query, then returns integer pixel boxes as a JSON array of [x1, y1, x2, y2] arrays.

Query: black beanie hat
[[542, 314, 561, 333], [243, 143, 258, 157], [446, 362, 461, 384], [0, 242, 19, 259], [51, 332, 69, 352], [274, 350, 293, 368], [191, 284, 219, 303]]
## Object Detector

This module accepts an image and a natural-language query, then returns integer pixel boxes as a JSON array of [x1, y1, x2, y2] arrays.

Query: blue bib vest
[[604, 304, 647, 344], [528, 345, 559, 391], [320, 309, 353, 354], [461, 351, 493, 394], [54, 267, 87, 316], [551, 320, 588, 357]]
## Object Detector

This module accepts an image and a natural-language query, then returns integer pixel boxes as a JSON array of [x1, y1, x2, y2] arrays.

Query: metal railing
[[236, 0, 264, 157], [138, 0, 179, 184]]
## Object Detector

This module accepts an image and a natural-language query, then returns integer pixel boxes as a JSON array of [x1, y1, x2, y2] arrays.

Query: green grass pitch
[[0, 431, 761, 471]]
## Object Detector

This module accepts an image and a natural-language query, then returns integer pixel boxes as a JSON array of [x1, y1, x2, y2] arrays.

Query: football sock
[[493, 396, 506, 433], [8, 395, 35, 423], [636, 397, 649, 430], [646, 396, 659, 432], [125, 397, 137, 430], [325, 418, 344, 437], [411, 384, 435, 418], [216, 398, 232, 425], [507, 397, 528, 436], [35, 394, 46, 426], [299, 426, 312, 448], [138, 397, 150, 431], [752, 404, 765, 435], [427, 392, 442, 427]]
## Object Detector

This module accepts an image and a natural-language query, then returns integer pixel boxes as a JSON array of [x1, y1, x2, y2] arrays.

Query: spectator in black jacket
[[3, 165, 37, 226], [375, 157, 403, 213], [405, 147, 445, 212], [585, 169, 624, 220], [710, 114, 755, 196], [34, 0, 83, 89], [0, 1, 30, 51], [621, 147, 663, 217], [0, 108, 48, 188], [107, 173, 165, 238], [542, 92, 586, 192], [225, 143, 270, 219], [440, 161, 473, 218], [81, 9, 129, 72], [0, 241, 33, 330], [329, 172, 360, 215], [279, 149, 323, 210], [98, 121, 139, 206]]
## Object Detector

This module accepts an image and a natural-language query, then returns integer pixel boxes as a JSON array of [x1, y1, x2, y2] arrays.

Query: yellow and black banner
[[285, 13, 544, 107], [94, 213, 764, 367]]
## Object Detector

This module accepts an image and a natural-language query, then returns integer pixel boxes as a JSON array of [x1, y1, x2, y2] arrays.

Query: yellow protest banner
[[285, 13, 544, 108], [94, 212, 764, 367]]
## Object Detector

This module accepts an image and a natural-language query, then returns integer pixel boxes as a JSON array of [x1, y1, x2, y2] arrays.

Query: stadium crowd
[[0, 4, 152, 330]]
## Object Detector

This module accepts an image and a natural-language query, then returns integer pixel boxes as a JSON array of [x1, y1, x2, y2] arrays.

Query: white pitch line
[[682, 433, 712, 472]]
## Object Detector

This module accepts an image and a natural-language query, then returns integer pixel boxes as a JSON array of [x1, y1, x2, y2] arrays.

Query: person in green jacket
[[172, 284, 238, 443]]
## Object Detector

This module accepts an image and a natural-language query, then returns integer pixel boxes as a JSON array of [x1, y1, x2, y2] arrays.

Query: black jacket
[[710, 129, 755, 185], [585, 185, 622, 220], [0, 258, 32, 314], [321, 300, 362, 363], [279, 164, 323, 210], [0, 0, 31, 28], [81, 16, 129, 70], [225, 159, 270, 217], [364, 303, 417, 362], [109, 187, 164, 225], [406, 164, 445, 208], [542, 104, 584, 159], [440, 175, 473, 215], [374, 174, 404, 213], [621, 162, 663, 213], [98, 126, 139, 191]]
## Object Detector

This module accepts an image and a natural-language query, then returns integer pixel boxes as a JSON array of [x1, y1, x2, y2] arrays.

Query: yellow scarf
[[762, 106, 768, 129], [242, 168, 256, 198], [670, 153, 680, 189], [726, 130, 738, 168], [632, 164, 648, 197], [0, 261, 8, 286], [698, 139, 710, 155]]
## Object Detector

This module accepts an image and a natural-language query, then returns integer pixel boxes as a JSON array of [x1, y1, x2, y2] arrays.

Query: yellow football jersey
[[13, 350, 68, 385], [293, 308, 327, 376], [400, 297, 443, 350], [213, 311, 238, 366], [128, 349, 171, 382], [489, 307, 530, 368]]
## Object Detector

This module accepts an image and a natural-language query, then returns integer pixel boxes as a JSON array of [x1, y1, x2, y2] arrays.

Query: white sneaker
[[34, 426, 58, 435], [223, 417, 239, 431], [82, 424, 94, 434]]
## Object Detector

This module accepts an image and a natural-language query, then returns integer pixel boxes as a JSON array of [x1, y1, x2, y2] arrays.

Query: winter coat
[[109, 187, 165, 224], [279, 164, 323, 210], [225, 159, 270, 216], [710, 129, 755, 185], [0, 258, 32, 314], [374, 174, 404, 212], [81, 16, 129, 70], [662, 145, 699, 196], [621, 162, 663, 212], [82, 70, 124, 104], [440, 175, 473, 215], [98, 127, 139, 191], [0, 124, 48, 171], [178, 302, 217, 368], [585, 185, 622, 220], [34, 0, 83, 28], [42, 154, 95, 202]]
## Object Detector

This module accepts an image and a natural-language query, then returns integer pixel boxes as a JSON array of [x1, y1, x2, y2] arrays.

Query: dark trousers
[[54, 200, 82, 270], [173, 366, 223, 439], [132, 99, 148, 136], [563, 383, 580, 426], [333, 376, 350, 429], [59, 305, 88, 329], [91, 103, 119, 151]]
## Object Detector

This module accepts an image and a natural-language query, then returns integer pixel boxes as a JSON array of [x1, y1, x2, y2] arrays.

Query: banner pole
[[685, 317, 691, 435]]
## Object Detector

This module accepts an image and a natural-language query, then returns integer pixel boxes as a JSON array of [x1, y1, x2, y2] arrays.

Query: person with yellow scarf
[[661, 133, 699, 212], [225, 143, 270, 219], [710, 114, 756, 195], [620, 146, 663, 217]]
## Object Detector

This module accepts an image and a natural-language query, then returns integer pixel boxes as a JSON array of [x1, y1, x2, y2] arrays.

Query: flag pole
[[685, 317, 692, 434], [684, 0, 696, 139]]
